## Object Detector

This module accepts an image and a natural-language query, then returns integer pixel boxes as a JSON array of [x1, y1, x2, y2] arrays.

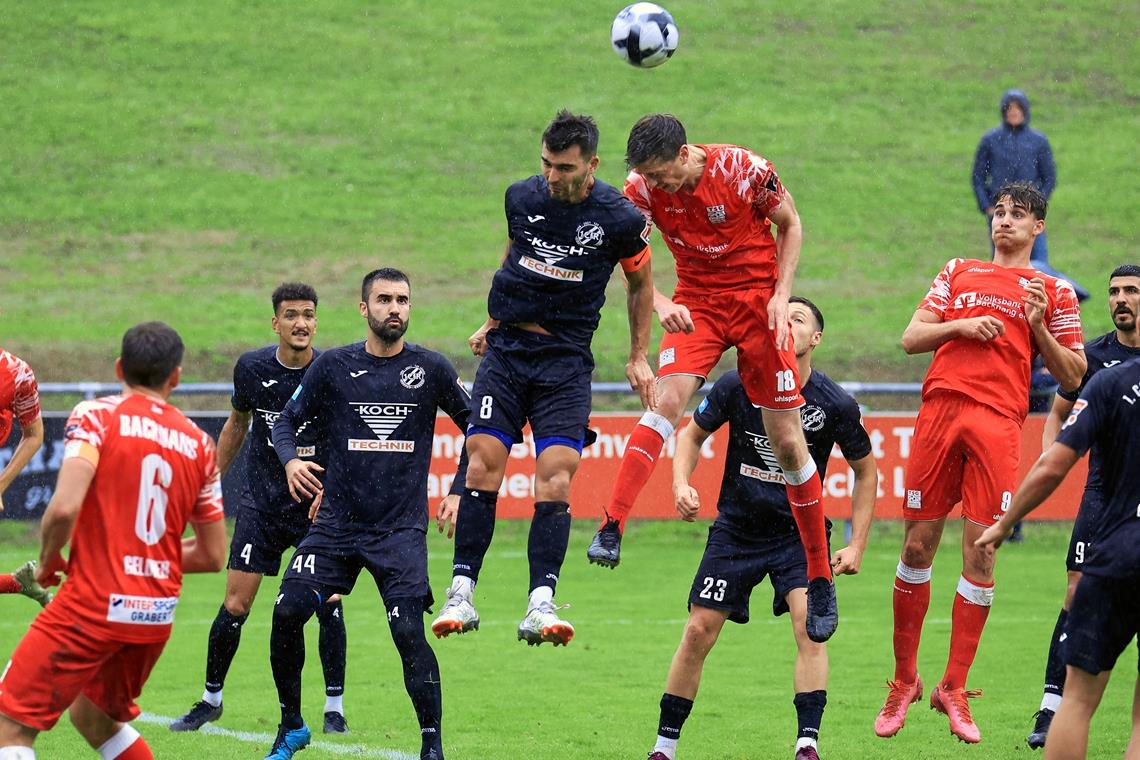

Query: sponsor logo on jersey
[[706, 205, 727, 224], [349, 370, 368, 378], [526, 234, 591, 262], [740, 462, 786, 483], [951, 291, 1022, 319], [659, 347, 676, 367], [906, 489, 922, 508], [261, 379, 278, 387], [400, 365, 426, 390], [966, 267, 994, 273], [527, 214, 545, 223], [107, 594, 179, 625], [519, 255, 583, 282], [773, 394, 800, 403], [1104, 360, 1122, 368], [745, 431, 783, 474], [801, 405, 827, 432], [350, 402, 416, 453], [575, 221, 605, 247]]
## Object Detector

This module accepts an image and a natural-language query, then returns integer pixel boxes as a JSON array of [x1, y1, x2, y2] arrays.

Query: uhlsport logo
[[400, 364, 426, 389], [575, 221, 605, 247], [350, 402, 417, 452]]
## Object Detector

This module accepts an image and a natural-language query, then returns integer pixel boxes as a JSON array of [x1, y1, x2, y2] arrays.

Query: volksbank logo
[[350, 402, 416, 453]]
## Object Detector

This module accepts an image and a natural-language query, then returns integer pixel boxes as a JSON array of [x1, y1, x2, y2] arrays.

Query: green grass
[[0, 519, 1133, 758], [1, 1, 1136, 390]]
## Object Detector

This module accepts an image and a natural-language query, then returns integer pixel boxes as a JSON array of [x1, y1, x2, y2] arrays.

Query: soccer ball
[[611, 3, 679, 68]]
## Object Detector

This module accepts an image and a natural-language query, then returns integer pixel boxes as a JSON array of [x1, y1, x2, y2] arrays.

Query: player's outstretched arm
[[625, 262, 657, 410], [831, 453, 877, 575], [215, 409, 252, 476], [767, 191, 803, 352], [182, 519, 227, 573], [672, 421, 709, 521], [0, 416, 43, 512], [976, 442, 1080, 551], [35, 456, 96, 586]]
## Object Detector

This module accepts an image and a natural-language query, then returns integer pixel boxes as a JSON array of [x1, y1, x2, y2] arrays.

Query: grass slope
[[0, 520, 1133, 759], [1, 1, 1136, 389]]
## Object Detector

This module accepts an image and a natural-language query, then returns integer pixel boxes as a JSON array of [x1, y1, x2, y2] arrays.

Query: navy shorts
[[468, 326, 593, 444], [1064, 572, 1140, 676], [687, 525, 828, 624], [227, 497, 311, 576], [282, 523, 433, 610], [1066, 490, 1104, 572]]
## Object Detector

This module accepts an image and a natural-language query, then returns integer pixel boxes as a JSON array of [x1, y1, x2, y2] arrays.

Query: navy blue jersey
[[231, 346, 321, 521], [693, 369, 872, 542], [1057, 331, 1140, 492], [1056, 357, 1140, 579], [486, 175, 650, 347], [272, 342, 471, 534]]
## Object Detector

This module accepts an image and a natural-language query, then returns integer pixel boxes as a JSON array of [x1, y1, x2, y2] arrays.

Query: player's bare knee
[[223, 596, 254, 617], [535, 471, 572, 502], [900, 540, 934, 569], [66, 699, 116, 749], [681, 613, 721, 654]]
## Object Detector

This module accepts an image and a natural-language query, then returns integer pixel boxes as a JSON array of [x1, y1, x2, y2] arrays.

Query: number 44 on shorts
[[290, 554, 316, 574]]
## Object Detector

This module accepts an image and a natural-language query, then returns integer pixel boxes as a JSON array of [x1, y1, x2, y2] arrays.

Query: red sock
[[604, 422, 668, 530], [785, 474, 831, 581], [116, 737, 154, 759], [942, 575, 994, 690], [0, 574, 21, 594], [892, 564, 932, 684]]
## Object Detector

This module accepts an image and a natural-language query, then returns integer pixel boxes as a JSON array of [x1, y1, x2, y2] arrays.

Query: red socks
[[942, 575, 994, 690], [892, 562, 932, 684], [783, 461, 831, 581], [603, 418, 670, 530], [0, 575, 21, 594]]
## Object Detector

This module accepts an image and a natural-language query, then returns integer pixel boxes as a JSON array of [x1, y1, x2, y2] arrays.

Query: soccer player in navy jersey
[[170, 283, 350, 735], [977, 356, 1140, 760], [1023, 264, 1140, 749], [265, 269, 470, 760], [429, 110, 656, 647], [646, 297, 876, 760]]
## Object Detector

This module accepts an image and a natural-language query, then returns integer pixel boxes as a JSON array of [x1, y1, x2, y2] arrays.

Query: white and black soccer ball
[[611, 3, 679, 69]]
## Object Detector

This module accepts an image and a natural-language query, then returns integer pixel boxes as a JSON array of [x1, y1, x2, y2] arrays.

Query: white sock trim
[[0, 747, 36, 760], [652, 737, 677, 759], [1040, 692, 1062, 712], [782, 457, 818, 486], [956, 575, 994, 606], [201, 688, 222, 707], [451, 575, 474, 597], [528, 585, 553, 610], [324, 694, 344, 714], [97, 724, 140, 759], [637, 412, 674, 441], [795, 737, 818, 751], [896, 561, 932, 585]]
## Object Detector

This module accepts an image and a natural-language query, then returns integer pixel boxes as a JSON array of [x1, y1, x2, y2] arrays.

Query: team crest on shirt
[[800, 405, 827, 432], [400, 365, 426, 389], [706, 205, 727, 224], [350, 402, 417, 452], [575, 221, 605, 247]]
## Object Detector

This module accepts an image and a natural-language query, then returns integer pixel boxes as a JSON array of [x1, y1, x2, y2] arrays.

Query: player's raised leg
[[588, 375, 697, 568], [786, 588, 828, 760], [647, 605, 727, 760], [0, 561, 52, 608], [876, 518, 944, 738], [432, 432, 509, 638], [519, 443, 577, 645]]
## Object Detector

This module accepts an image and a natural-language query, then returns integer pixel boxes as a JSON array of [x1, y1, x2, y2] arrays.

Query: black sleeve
[[438, 359, 473, 496], [230, 357, 254, 412], [692, 377, 732, 433], [272, 354, 329, 465], [833, 396, 873, 462], [1055, 374, 1108, 457], [1057, 366, 1094, 403]]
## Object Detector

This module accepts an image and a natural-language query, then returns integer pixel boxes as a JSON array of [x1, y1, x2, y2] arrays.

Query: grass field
[[2, 1, 1136, 389], [0, 519, 1133, 759]]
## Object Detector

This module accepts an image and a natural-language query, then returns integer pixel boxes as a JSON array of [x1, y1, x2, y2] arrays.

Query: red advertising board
[[426, 413, 1085, 522]]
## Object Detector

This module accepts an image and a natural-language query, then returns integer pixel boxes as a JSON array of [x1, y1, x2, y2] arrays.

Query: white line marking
[[137, 712, 418, 759]]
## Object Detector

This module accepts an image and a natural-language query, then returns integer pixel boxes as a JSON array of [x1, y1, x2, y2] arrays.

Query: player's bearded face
[[1109, 277, 1140, 332], [366, 306, 409, 343], [541, 144, 597, 203]]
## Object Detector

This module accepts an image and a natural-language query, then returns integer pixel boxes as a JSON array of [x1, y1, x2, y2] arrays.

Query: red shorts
[[902, 390, 1022, 526], [0, 616, 167, 731], [658, 290, 802, 410]]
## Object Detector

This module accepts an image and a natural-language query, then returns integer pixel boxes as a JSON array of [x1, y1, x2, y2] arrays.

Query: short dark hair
[[790, 295, 825, 332], [1110, 264, 1140, 280], [120, 321, 184, 389], [992, 181, 1048, 219], [271, 282, 318, 314], [626, 113, 687, 168], [361, 268, 411, 302], [542, 110, 599, 158]]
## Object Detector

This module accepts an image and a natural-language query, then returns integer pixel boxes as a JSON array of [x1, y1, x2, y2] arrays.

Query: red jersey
[[0, 349, 41, 446], [39, 393, 224, 643], [624, 144, 785, 296], [918, 258, 1084, 422]]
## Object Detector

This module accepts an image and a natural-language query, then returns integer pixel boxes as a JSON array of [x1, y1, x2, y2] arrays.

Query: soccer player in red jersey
[[586, 114, 838, 642], [874, 182, 1086, 744], [0, 348, 52, 607], [0, 323, 227, 760]]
